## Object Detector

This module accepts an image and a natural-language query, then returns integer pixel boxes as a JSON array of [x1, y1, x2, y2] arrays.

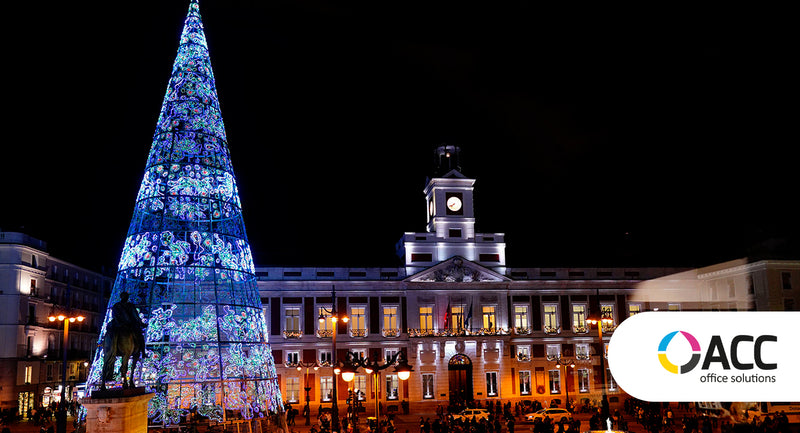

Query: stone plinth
[[82, 389, 153, 433]]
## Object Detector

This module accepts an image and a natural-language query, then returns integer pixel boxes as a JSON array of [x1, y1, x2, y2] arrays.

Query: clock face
[[446, 196, 462, 212]]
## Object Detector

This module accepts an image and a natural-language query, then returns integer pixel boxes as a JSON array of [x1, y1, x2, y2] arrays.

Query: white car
[[452, 408, 491, 421], [525, 408, 573, 423]]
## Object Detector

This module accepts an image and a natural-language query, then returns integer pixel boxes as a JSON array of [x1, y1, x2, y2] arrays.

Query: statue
[[101, 292, 146, 390]]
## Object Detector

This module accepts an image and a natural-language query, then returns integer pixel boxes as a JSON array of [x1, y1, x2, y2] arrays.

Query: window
[[519, 371, 531, 395], [600, 303, 615, 331], [351, 348, 367, 362], [350, 306, 366, 337], [319, 350, 332, 366], [543, 304, 559, 333], [385, 348, 399, 363], [286, 377, 300, 403], [482, 306, 496, 330], [546, 344, 561, 361], [575, 344, 590, 360], [549, 370, 561, 394], [668, 304, 681, 311], [572, 304, 587, 332], [607, 369, 617, 391], [354, 375, 367, 400], [383, 306, 399, 337], [422, 374, 435, 399], [514, 305, 529, 333], [628, 304, 641, 317], [419, 306, 433, 331], [285, 307, 300, 333], [386, 374, 399, 400], [25, 366, 32, 384], [578, 369, 590, 393], [320, 377, 333, 402], [451, 306, 464, 331], [318, 306, 334, 337], [449, 229, 461, 238], [516, 345, 531, 361], [286, 351, 299, 367], [728, 280, 737, 298], [411, 253, 433, 262], [486, 372, 498, 397], [782, 272, 793, 290]]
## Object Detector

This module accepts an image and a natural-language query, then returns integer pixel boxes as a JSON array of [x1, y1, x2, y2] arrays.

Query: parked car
[[524, 408, 573, 423], [452, 408, 491, 421]]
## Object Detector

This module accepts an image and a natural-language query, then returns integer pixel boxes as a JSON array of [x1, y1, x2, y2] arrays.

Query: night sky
[[4, 2, 797, 273]]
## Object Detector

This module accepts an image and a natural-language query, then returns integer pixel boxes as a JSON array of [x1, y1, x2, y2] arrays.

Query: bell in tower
[[433, 144, 462, 177]]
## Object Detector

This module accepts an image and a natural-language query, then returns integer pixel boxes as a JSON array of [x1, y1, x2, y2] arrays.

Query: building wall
[[0, 232, 113, 414]]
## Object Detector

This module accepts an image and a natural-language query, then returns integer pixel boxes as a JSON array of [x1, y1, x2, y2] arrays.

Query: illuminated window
[[607, 369, 617, 391], [285, 307, 300, 333], [482, 306, 496, 330], [549, 370, 561, 394], [519, 370, 531, 395], [422, 374, 435, 399], [286, 377, 300, 403], [318, 306, 335, 335], [513, 305, 529, 330], [383, 306, 399, 336], [419, 306, 433, 331], [354, 375, 367, 401], [543, 304, 559, 333], [320, 377, 333, 402], [628, 304, 641, 317], [546, 344, 561, 360], [25, 366, 32, 384], [286, 351, 299, 366], [575, 344, 590, 360], [486, 372, 498, 397], [350, 306, 366, 337], [451, 306, 464, 331], [572, 304, 587, 332], [319, 350, 332, 366], [516, 346, 531, 361], [385, 375, 399, 400], [578, 369, 590, 393]]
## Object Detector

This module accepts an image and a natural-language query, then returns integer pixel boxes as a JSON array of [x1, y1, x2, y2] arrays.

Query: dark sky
[[4, 2, 797, 273]]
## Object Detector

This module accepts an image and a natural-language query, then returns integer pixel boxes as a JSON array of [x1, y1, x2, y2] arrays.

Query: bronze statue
[[101, 291, 146, 390]]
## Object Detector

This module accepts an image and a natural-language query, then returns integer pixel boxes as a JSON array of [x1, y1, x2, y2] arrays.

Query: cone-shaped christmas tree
[[87, 0, 282, 424]]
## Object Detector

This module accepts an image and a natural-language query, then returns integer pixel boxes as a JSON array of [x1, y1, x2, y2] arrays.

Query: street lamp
[[554, 357, 575, 412], [587, 315, 613, 419], [48, 311, 84, 433], [296, 361, 320, 425], [318, 286, 348, 432], [344, 349, 413, 433]]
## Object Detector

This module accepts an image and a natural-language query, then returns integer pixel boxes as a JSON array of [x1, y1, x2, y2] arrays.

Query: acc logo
[[658, 331, 701, 374]]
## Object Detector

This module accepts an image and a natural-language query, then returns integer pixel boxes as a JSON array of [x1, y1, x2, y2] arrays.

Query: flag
[[444, 301, 451, 329], [465, 301, 473, 330]]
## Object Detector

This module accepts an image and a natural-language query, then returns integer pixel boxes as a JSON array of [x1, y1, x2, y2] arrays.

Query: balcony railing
[[349, 328, 367, 338], [283, 329, 302, 339], [543, 325, 561, 335], [316, 329, 334, 338], [573, 324, 590, 334], [408, 328, 512, 337], [513, 327, 530, 335], [516, 353, 531, 362], [382, 328, 401, 338]]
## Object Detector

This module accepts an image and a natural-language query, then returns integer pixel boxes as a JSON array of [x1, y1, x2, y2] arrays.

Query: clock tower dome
[[397, 144, 506, 274]]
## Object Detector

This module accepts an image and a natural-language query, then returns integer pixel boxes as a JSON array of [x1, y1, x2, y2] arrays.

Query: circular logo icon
[[658, 331, 701, 374]]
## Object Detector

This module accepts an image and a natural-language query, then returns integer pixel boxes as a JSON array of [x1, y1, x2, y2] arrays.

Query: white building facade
[[0, 232, 113, 417]]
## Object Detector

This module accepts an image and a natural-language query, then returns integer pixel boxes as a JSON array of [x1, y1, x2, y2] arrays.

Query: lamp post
[[343, 350, 413, 433], [48, 311, 85, 433], [587, 315, 613, 420], [319, 286, 348, 432], [554, 357, 575, 412], [297, 361, 320, 426]]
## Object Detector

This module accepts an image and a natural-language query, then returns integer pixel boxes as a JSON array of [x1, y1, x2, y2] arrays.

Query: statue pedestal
[[82, 389, 153, 433]]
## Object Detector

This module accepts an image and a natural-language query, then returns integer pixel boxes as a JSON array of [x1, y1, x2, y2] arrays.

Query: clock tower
[[398, 144, 506, 274]]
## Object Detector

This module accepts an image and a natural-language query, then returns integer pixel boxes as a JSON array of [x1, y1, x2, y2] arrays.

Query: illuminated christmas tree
[[87, 0, 283, 424]]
